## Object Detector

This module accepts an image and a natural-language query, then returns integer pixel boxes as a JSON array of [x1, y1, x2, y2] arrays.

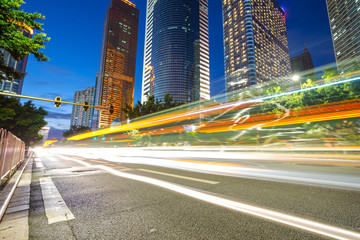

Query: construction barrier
[[0, 129, 26, 185]]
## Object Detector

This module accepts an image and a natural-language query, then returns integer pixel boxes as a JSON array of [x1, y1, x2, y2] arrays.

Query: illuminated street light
[[292, 75, 300, 81], [291, 75, 301, 89]]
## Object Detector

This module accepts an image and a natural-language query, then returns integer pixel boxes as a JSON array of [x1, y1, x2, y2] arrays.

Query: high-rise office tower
[[93, 0, 139, 129], [326, 0, 359, 73], [0, 28, 32, 94], [223, 0, 291, 92], [142, 0, 210, 103], [71, 87, 95, 128], [290, 46, 314, 75]]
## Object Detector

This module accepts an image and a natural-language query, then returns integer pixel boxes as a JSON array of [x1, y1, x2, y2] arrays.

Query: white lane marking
[[39, 177, 75, 224], [36, 161, 44, 168], [59, 155, 360, 240], [138, 169, 219, 184]]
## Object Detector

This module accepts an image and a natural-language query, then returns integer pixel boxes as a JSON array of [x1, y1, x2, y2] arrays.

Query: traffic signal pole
[[0, 91, 108, 111]]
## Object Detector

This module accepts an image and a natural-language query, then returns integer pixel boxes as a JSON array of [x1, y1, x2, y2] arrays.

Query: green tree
[[0, 95, 47, 145], [63, 125, 91, 138], [162, 93, 180, 110], [122, 93, 183, 120], [0, 0, 50, 82], [321, 67, 340, 80]]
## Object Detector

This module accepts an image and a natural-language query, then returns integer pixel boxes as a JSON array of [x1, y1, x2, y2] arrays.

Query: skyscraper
[[290, 46, 314, 75], [0, 28, 32, 94], [223, 0, 291, 92], [326, 0, 359, 73], [71, 87, 95, 128], [142, 0, 210, 103], [93, 0, 139, 129]]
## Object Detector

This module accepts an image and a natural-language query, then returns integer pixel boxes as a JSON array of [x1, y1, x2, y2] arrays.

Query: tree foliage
[[0, 0, 50, 82], [0, 95, 48, 145], [259, 64, 360, 115], [63, 125, 92, 138], [122, 93, 184, 120]]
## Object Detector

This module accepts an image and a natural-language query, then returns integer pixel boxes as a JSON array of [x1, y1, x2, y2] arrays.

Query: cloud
[[40, 92, 61, 99], [47, 111, 72, 119], [42, 64, 94, 84], [46, 118, 71, 131], [39, 92, 74, 103], [43, 64, 75, 75]]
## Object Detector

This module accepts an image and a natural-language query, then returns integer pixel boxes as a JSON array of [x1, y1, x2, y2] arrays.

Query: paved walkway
[[0, 159, 33, 240]]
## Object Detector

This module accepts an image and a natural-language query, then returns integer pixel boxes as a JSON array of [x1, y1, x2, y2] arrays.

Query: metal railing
[[0, 129, 26, 185]]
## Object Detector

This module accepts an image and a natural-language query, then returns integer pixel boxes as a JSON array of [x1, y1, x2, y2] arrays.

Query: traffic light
[[83, 101, 89, 112], [54, 96, 61, 108], [109, 105, 114, 114]]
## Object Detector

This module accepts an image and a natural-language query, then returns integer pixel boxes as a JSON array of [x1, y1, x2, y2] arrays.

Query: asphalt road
[[28, 148, 360, 240]]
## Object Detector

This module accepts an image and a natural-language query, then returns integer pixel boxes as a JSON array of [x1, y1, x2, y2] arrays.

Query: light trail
[[68, 75, 360, 141], [54, 153, 360, 240], [138, 169, 219, 184], [198, 105, 360, 133], [40, 148, 360, 191]]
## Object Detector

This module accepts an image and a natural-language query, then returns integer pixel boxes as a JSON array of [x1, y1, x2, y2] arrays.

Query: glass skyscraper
[[326, 0, 359, 73], [93, 0, 139, 129], [142, 0, 210, 103], [223, 0, 291, 92], [0, 28, 32, 95]]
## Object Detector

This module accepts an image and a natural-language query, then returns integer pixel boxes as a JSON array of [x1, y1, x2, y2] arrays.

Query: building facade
[[326, 0, 359, 73], [290, 46, 314, 75], [222, 0, 291, 92], [71, 87, 95, 128], [0, 28, 32, 94], [93, 0, 139, 129], [141, 0, 210, 103]]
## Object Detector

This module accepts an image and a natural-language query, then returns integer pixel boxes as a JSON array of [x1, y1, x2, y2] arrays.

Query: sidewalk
[[0, 158, 33, 240]]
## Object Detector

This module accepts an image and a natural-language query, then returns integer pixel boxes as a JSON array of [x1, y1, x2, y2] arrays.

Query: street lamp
[[291, 75, 301, 89], [291, 75, 300, 81]]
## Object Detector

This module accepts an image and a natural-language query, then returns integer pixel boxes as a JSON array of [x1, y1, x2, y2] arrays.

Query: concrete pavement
[[0, 158, 32, 240]]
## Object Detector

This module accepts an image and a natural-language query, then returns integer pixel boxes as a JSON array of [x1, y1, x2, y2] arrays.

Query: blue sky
[[21, 0, 335, 137]]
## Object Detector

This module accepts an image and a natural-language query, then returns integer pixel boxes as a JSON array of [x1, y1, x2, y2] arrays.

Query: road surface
[[8, 147, 360, 239]]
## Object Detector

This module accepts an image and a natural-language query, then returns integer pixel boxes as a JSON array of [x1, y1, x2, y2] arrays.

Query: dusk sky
[[21, 0, 336, 137]]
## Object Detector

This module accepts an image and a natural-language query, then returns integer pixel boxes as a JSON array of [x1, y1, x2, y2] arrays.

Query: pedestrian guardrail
[[0, 129, 26, 185]]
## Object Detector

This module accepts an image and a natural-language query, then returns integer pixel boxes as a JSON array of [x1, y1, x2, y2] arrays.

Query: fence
[[0, 128, 26, 185]]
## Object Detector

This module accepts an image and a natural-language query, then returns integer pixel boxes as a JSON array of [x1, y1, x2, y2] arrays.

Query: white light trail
[[44, 148, 360, 191], [138, 169, 219, 184], [58, 154, 360, 240]]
